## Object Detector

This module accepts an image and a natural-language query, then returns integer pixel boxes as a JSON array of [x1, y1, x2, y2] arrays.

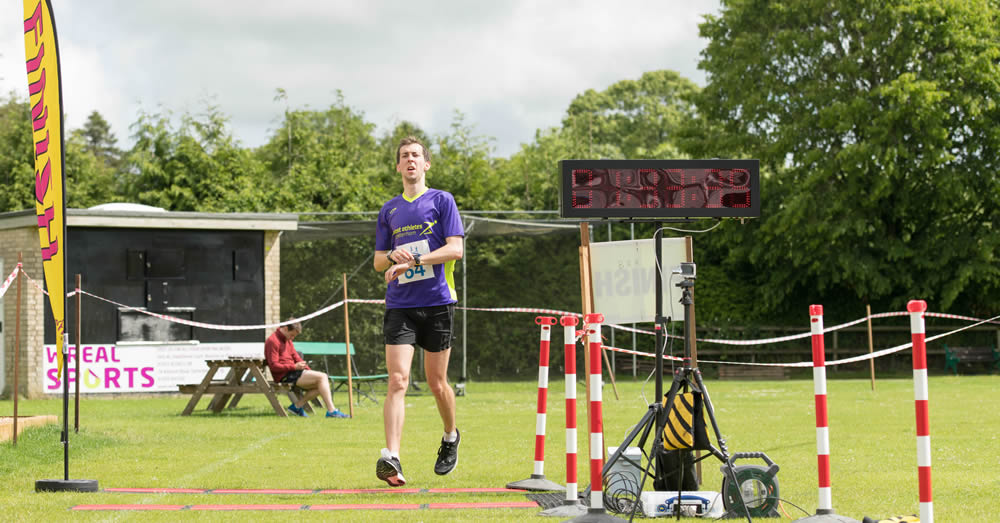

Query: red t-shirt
[[264, 329, 309, 382]]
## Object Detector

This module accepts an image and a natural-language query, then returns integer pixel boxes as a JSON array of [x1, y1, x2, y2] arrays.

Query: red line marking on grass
[[73, 505, 185, 511], [309, 503, 422, 510], [103, 486, 529, 495], [72, 501, 539, 511], [319, 488, 422, 494], [428, 502, 538, 509], [429, 487, 526, 493], [211, 489, 314, 494], [189, 504, 302, 510], [104, 488, 206, 494]]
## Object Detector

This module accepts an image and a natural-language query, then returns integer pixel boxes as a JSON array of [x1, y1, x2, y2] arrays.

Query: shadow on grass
[[762, 439, 813, 454], [177, 407, 298, 419]]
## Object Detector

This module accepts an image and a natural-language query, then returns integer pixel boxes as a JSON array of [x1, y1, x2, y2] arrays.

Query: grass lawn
[[2, 374, 998, 522]]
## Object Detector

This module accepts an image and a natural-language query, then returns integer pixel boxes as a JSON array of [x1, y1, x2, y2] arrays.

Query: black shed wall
[[44, 227, 265, 344]]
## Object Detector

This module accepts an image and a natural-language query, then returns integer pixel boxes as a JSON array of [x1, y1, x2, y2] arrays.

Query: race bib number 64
[[396, 239, 434, 284]]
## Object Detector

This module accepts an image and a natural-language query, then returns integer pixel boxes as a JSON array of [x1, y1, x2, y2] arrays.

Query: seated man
[[265, 320, 348, 418]]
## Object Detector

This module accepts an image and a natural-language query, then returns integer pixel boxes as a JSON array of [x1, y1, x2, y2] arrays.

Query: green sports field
[[2, 375, 998, 521]]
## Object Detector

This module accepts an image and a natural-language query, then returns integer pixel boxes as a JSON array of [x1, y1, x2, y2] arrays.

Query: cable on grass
[[603, 471, 640, 515]]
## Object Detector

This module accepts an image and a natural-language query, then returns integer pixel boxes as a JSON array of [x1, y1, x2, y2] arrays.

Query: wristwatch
[[413, 253, 422, 266], [386, 250, 394, 263]]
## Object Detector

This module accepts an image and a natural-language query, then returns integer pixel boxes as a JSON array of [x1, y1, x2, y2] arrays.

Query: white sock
[[444, 430, 458, 443]]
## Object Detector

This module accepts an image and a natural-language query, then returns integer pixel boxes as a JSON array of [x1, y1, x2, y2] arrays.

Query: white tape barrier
[[602, 344, 683, 363], [15, 268, 1000, 367], [17, 267, 80, 297], [686, 312, 1000, 369], [605, 310, 1000, 346], [79, 289, 345, 331], [0, 265, 19, 299]]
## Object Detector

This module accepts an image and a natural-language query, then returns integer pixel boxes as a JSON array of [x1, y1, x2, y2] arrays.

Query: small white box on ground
[[640, 490, 724, 518], [606, 446, 643, 488]]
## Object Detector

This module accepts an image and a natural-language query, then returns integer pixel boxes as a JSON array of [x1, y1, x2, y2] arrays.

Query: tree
[[65, 130, 117, 208], [0, 92, 35, 212], [75, 110, 121, 168], [122, 103, 268, 212], [563, 70, 700, 159], [255, 92, 386, 213], [430, 111, 508, 211], [496, 128, 578, 212], [493, 72, 701, 213], [379, 120, 430, 168], [694, 0, 1000, 316], [0, 94, 123, 211]]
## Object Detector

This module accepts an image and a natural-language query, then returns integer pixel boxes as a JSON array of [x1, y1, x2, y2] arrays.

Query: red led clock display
[[559, 159, 760, 219]]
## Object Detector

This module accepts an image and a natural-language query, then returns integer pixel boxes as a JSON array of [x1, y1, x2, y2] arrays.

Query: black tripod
[[600, 230, 752, 522]]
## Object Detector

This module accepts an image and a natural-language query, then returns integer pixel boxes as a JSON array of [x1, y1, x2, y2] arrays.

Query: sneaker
[[326, 408, 349, 418], [376, 448, 406, 487], [434, 428, 460, 475], [287, 403, 307, 417]]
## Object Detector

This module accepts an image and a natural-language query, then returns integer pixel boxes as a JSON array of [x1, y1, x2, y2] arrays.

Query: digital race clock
[[559, 159, 760, 219]]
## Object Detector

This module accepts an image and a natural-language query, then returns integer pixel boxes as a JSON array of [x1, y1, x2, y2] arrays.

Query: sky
[[2, 1, 721, 158]]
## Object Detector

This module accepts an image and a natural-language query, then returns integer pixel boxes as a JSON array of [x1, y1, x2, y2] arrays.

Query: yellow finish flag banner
[[23, 0, 67, 378]]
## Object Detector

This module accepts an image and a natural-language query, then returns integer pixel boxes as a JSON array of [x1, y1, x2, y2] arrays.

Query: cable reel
[[720, 452, 781, 518]]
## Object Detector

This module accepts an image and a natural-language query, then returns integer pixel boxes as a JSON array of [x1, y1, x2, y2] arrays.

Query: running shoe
[[376, 448, 406, 487], [287, 403, 307, 417], [325, 409, 349, 418], [434, 428, 461, 475]]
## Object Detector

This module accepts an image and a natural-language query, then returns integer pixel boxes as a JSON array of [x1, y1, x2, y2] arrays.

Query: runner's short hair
[[397, 136, 430, 163]]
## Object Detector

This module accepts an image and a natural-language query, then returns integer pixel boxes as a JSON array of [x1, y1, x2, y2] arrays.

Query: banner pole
[[27, 0, 96, 492], [62, 332, 69, 480]]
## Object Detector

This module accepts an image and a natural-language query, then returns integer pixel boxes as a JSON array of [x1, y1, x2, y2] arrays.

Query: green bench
[[296, 342, 388, 405], [943, 344, 1000, 375]]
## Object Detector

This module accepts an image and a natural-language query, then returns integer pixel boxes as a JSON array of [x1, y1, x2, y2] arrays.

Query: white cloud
[[1, 0, 720, 156]]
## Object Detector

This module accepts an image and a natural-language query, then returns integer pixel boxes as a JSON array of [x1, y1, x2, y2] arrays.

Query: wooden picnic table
[[178, 357, 295, 417]]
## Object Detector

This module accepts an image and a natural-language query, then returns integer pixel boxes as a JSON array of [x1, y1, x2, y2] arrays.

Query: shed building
[[0, 204, 297, 398]]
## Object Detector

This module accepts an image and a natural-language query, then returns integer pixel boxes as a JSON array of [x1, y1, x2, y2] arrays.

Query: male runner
[[373, 136, 464, 486]]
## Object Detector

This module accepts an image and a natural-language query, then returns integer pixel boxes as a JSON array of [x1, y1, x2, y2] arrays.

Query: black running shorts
[[383, 304, 455, 352], [280, 369, 303, 384]]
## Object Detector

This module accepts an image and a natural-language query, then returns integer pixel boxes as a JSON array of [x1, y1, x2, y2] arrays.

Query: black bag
[[654, 449, 698, 491]]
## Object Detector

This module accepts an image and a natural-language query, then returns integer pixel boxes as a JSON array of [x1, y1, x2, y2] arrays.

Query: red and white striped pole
[[539, 315, 589, 517], [506, 316, 564, 491], [809, 304, 834, 515], [585, 313, 607, 513], [533, 316, 556, 478], [908, 300, 933, 523], [562, 315, 580, 504]]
